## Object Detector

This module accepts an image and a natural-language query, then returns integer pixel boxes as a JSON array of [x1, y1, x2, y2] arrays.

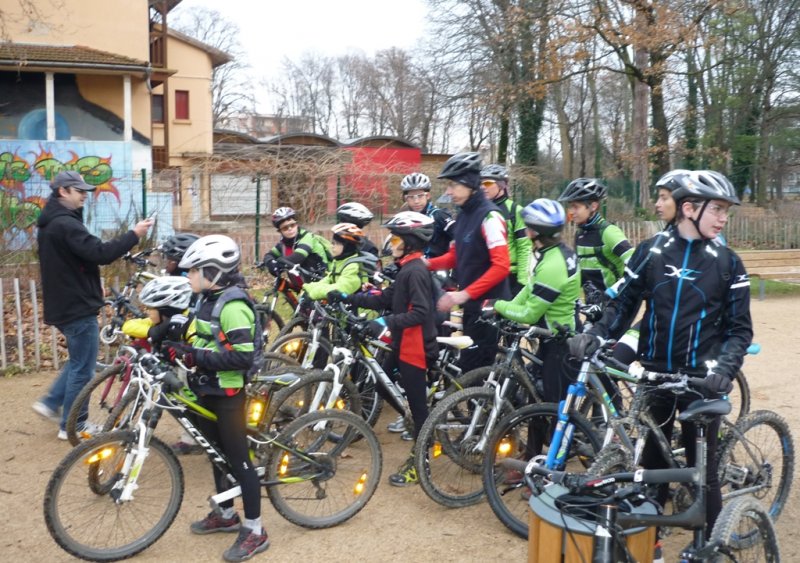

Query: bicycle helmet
[[179, 234, 241, 273], [437, 152, 483, 189], [480, 164, 509, 182], [336, 202, 374, 228], [522, 198, 567, 237], [139, 276, 193, 310], [655, 169, 690, 193], [400, 172, 432, 192], [671, 170, 740, 205], [331, 223, 365, 246], [271, 206, 297, 228], [558, 178, 608, 202], [159, 233, 199, 261], [382, 211, 435, 243]]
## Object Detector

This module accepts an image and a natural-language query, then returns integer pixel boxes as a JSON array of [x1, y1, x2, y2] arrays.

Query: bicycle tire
[[255, 305, 285, 345], [265, 409, 382, 529], [276, 315, 309, 338], [709, 496, 780, 560], [587, 443, 634, 475], [450, 361, 541, 405], [103, 385, 145, 435], [44, 430, 184, 561], [717, 409, 794, 520], [727, 369, 750, 422], [481, 403, 603, 538], [264, 369, 363, 435], [415, 387, 513, 508], [268, 331, 333, 369], [65, 361, 128, 446], [345, 355, 384, 427]]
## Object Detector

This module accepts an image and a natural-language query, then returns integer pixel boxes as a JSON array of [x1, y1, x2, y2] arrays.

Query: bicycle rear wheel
[[44, 430, 184, 561], [718, 409, 794, 521], [482, 403, 602, 538], [415, 387, 513, 508], [65, 361, 129, 446], [265, 409, 382, 529], [710, 496, 780, 559]]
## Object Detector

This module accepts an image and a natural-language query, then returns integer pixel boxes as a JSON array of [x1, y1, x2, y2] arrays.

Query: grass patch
[[751, 278, 800, 297]]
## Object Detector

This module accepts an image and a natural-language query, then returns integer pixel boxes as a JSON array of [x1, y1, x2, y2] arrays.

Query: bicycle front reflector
[[354, 472, 368, 495], [497, 438, 512, 456], [85, 447, 116, 465]]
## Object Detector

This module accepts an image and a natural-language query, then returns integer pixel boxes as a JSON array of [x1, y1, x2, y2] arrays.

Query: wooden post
[[13, 278, 24, 368], [51, 326, 60, 370], [30, 279, 41, 369], [0, 279, 6, 369]]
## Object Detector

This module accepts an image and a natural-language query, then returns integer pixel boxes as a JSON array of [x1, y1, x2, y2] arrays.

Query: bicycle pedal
[[722, 464, 749, 487]]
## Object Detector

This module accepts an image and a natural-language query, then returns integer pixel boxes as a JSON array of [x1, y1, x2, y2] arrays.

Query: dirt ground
[[2, 296, 798, 562]]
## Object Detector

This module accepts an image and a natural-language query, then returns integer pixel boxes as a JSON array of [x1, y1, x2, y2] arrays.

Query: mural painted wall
[[0, 140, 173, 250]]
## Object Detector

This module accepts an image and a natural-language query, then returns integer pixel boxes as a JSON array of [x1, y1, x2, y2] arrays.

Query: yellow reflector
[[432, 442, 442, 458], [497, 438, 512, 456], [279, 453, 290, 476], [86, 447, 115, 465], [282, 341, 301, 355], [354, 472, 367, 495], [335, 399, 345, 410], [247, 399, 265, 426]]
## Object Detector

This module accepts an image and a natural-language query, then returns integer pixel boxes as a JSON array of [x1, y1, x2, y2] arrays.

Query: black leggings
[[640, 390, 722, 534], [380, 355, 429, 441], [459, 309, 500, 372], [197, 391, 261, 520]]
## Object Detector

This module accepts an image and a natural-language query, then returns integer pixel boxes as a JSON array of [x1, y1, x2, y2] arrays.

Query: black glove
[[162, 340, 196, 368], [382, 263, 399, 280], [264, 258, 281, 277], [567, 333, 601, 359], [166, 314, 191, 341], [326, 290, 349, 304], [363, 317, 389, 339], [704, 371, 733, 396]]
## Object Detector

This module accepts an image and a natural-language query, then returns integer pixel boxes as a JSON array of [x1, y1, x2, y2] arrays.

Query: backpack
[[310, 232, 333, 267], [207, 286, 264, 382]]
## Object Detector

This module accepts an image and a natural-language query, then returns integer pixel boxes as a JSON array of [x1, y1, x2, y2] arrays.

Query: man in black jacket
[[32, 171, 153, 440]]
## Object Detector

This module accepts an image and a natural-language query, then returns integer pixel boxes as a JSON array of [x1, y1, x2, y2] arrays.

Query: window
[[151, 94, 164, 123], [174, 90, 189, 120]]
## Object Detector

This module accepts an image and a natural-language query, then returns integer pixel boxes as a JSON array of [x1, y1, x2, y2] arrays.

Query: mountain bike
[[99, 250, 159, 346], [44, 353, 382, 562], [510, 384, 780, 562]]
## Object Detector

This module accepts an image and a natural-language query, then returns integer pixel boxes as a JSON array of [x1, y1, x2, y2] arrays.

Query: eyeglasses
[[405, 193, 428, 201], [480, 180, 497, 188], [279, 222, 298, 232], [705, 203, 732, 219], [389, 235, 404, 247]]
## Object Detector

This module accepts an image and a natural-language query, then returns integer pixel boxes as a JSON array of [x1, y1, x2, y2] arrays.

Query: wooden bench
[[737, 249, 800, 300]]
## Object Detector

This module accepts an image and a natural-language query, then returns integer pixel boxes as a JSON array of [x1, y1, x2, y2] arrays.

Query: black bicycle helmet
[[437, 152, 483, 180], [558, 178, 608, 202], [480, 164, 509, 182], [382, 211, 435, 243], [159, 233, 199, 262], [271, 206, 297, 228], [671, 170, 740, 205], [401, 172, 432, 192], [655, 169, 690, 193], [336, 202, 374, 228], [522, 199, 566, 237]]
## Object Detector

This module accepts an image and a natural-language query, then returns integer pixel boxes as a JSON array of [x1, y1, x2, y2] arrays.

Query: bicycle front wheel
[[482, 403, 602, 539], [265, 409, 382, 529], [44, 431, 184, 561], [255, 304, 285, 345], [65, 361, 128, 446], [718, 409, 794, 520], [709, 496, 780, 559]]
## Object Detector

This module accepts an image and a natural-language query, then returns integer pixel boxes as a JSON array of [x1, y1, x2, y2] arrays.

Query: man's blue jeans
[[39, 316, 99, 431]]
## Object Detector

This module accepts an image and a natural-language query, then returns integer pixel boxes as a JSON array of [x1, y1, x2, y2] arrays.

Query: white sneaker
[[57, 429, 68, 441], [387, 416, 406, 433], [33, 401, 60, 423]]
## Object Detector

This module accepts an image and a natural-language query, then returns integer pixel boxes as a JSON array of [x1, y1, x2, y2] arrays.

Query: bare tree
[[170, 6, 255, 127]]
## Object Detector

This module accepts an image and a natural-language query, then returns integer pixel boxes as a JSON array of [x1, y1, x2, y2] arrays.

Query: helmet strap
[[690, 200, 710, 238]]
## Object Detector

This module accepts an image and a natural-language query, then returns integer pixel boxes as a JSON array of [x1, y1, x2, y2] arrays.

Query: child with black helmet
[[327, 211, 439, 487], [159, 232, 199, 276], [400, 172, 454, 258], [336, 201, 381, 259], [302, 223, 372, 300], [162, 234, 269, 562], [558, 178, 633, 303], [263, 207, 330, 286]]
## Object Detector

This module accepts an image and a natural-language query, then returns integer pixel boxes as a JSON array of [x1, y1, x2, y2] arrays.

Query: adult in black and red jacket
[[328, 211, 438, 487], [428, 152, 511, 370]]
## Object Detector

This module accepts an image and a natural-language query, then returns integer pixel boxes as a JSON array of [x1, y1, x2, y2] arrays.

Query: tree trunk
[[633, 47, 649, 208]]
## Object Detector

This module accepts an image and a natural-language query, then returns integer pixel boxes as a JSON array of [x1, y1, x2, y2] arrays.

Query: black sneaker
[[223, 527, 270, 562], [388, 455, 418, 487], [190, 511, 241, 535]]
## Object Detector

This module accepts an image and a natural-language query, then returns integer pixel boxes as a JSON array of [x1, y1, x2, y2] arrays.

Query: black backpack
[[207, 286, 264, 382]]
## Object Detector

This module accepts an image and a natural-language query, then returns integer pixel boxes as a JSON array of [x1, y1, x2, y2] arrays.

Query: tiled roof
[[0, 43, 149, 69]]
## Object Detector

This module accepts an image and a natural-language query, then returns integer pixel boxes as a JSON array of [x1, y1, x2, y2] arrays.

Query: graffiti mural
[[0, 140, 169, 251]]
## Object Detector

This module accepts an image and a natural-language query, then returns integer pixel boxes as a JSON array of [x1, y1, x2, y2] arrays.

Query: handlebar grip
[[159, 370, 184, 393]]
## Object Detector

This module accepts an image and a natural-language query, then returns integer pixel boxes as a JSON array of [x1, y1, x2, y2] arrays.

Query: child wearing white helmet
[[162, 234, 269, 562]]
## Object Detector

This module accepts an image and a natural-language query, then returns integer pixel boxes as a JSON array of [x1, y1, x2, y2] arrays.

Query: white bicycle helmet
[[382, 211, 435, 243], [139, 276, 193, 310], [558, 178, 608, 202], [655, 169, 691, 193], [336, 202, 374, 228], [271, 206, 297, 228], [480, 164, 509, 182], [671, 170, 740, 205], [400, 172, 432, 192], [179, 234, 241, 273], [522, 198, 566, 237]]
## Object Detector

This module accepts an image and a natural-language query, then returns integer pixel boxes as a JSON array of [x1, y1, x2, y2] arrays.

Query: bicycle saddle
[[436, 335, 474, 350], [677, 398, 731, 422]]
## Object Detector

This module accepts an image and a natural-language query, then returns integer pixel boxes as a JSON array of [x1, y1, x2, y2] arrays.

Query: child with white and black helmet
[[121, 276, 194, 348], [400, 172, 454, 258], [327, 211, 439, 487], [263, 207, 330, 286], [336, 201, 381, 260], [161, 234, 269, 562], [569, 170, 753, 550], [558, 178, 633, 303], [159, 232, 199, 276]]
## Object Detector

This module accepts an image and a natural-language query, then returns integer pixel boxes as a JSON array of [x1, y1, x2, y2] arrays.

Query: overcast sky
[[175, 0, 430, 112]]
